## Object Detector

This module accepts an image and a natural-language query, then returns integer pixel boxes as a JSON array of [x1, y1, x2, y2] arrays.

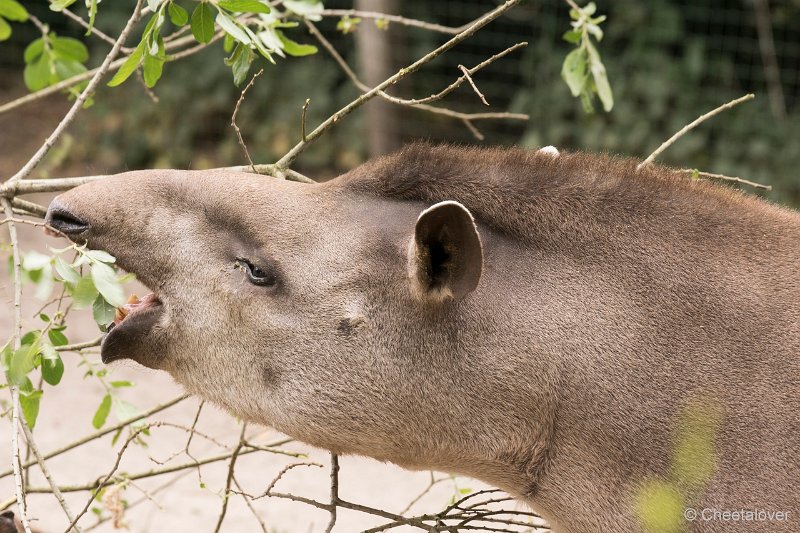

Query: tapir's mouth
[[101, 291, 164, 364]]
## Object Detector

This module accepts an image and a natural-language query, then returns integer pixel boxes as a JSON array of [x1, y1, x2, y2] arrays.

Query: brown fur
[[46, 144, 800, 532]]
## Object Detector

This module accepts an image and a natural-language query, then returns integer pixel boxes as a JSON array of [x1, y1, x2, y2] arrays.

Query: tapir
[[45, 144, 799, 532]]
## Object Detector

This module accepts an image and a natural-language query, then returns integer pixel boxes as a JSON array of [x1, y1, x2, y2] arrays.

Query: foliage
[[513, 0, 800, 206], [1, 243, 135, 430], [561, 1, 613, 112], [0, 0, 27, 41]]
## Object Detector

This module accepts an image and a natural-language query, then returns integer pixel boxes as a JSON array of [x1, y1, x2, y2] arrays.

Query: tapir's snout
[[45, 200, 91, 237]]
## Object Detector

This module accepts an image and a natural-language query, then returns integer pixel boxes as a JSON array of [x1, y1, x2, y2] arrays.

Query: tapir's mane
[[336, 142, 762, 245]]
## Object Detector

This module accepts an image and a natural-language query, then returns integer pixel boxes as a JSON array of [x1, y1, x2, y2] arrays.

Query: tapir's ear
[[408, 201, 483, 302]]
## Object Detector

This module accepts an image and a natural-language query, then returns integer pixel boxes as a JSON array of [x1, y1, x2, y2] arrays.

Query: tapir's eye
[[236, 258, 277, 287]]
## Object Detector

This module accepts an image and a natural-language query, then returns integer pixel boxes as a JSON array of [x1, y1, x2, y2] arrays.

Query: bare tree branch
[[2, 197, 32, 533], [319, 9, 467, 34], [639, 94, 755, 168], [276, 0, 524, 168]]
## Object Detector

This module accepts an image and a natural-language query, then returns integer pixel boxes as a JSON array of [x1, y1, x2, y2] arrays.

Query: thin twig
[[458, 65, 489, 106], [304, 19, 527, 140], [61, 8, 127, 51], [461, 119, 484, 141], [301, 98, 310, 142], [324, 453, 339, 533], [277, 0, 523, 168], [63, 423, 154, 532], [319, 9, 467, 34], [56, 336, 103, 352], [233, 475, 268, 533], [213, 423, 247, 532], [5, 0, 146, 185], [19, 422, 82, 532], [2, 197, 32, 533], [231, 70, 265, 173], [0, 162, 313, 199], [681, 169, 771, 191], [27, 449, 263, 495], [0, 395, 189, 479], [9, 198, 47, 217], [639, 94, 755, 168]]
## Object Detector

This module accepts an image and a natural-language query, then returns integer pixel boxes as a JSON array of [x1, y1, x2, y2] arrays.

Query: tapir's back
[[334, 143, 800, 532]]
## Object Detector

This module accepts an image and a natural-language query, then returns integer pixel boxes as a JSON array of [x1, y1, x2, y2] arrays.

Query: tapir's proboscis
[[45, 144, 799, 532]]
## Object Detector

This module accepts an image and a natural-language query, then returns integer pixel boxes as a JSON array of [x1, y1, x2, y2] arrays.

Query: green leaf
[[49, 0, 78, 12], [110, 380, 133, 388], [55, 256, 80, 283], [19, 379, 42, 429], [167, 2, 188, 26], [276, 30, 317, 56], [336, 15, 361, 34], [0, 17, 10, 42], [52, 36, 89, 62], [143, 53, 164, 87], [41, 342, 64, 386], [191, 2, 215, 44], [92, 393, 112, 429], [71, 276, 99, 309], [21, 331, 40, 346], [23, 53, 51, 90], [215, 12, 250, 44], [107, 42, 145, 87], [1, 340, 12, 371], [54, 59, 87, 83], [9, 343, 39, 387], [86, 0, 98, 35], [218, 0, 270, 14], [587, 43, 613, 112], [85, 249, 116, 263], [586, 23, 603, 41], [23, 37, 44, 63], [0, 0, 28, 21], [91, 262, 125, 307], [92, 294, 116, 326], [22, 251, 51, 271], [224, 42, 253, 86], [561, 48, 588, 97], [113, 399, 140, 423], [223, 32, 234, 52], [592, 62, 613, 111], [48, 329, 68, 347], [562, 29, 581, 44], [282, 0, 322, 21]]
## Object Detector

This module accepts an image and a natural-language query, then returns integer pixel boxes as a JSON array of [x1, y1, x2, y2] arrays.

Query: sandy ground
[[0, 88, 536, 532]]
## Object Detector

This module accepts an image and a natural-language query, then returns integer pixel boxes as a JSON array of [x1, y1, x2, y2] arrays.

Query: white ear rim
[[537, 145, 560, 157], [416, 200, 476, 223]]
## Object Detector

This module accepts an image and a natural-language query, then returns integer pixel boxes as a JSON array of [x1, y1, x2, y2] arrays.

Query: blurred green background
[[1, 0, 799, 204]]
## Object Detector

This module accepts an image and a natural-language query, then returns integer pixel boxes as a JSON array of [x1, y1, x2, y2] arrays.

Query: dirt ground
[[0, 85, 524, 532]]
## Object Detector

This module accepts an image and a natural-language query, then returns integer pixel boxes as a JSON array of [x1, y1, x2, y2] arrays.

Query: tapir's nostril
[[45, 204, 90, 236]]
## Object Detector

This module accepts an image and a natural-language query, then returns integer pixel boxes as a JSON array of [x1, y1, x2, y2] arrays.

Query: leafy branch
[[561, 1, 613, 112]]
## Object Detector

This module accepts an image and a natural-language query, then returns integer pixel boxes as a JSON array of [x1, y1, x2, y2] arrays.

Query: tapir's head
[[44, 166, 503, 465]]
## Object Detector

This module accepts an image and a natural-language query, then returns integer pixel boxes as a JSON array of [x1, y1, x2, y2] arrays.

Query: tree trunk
[[355, 0, 402, 156]]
